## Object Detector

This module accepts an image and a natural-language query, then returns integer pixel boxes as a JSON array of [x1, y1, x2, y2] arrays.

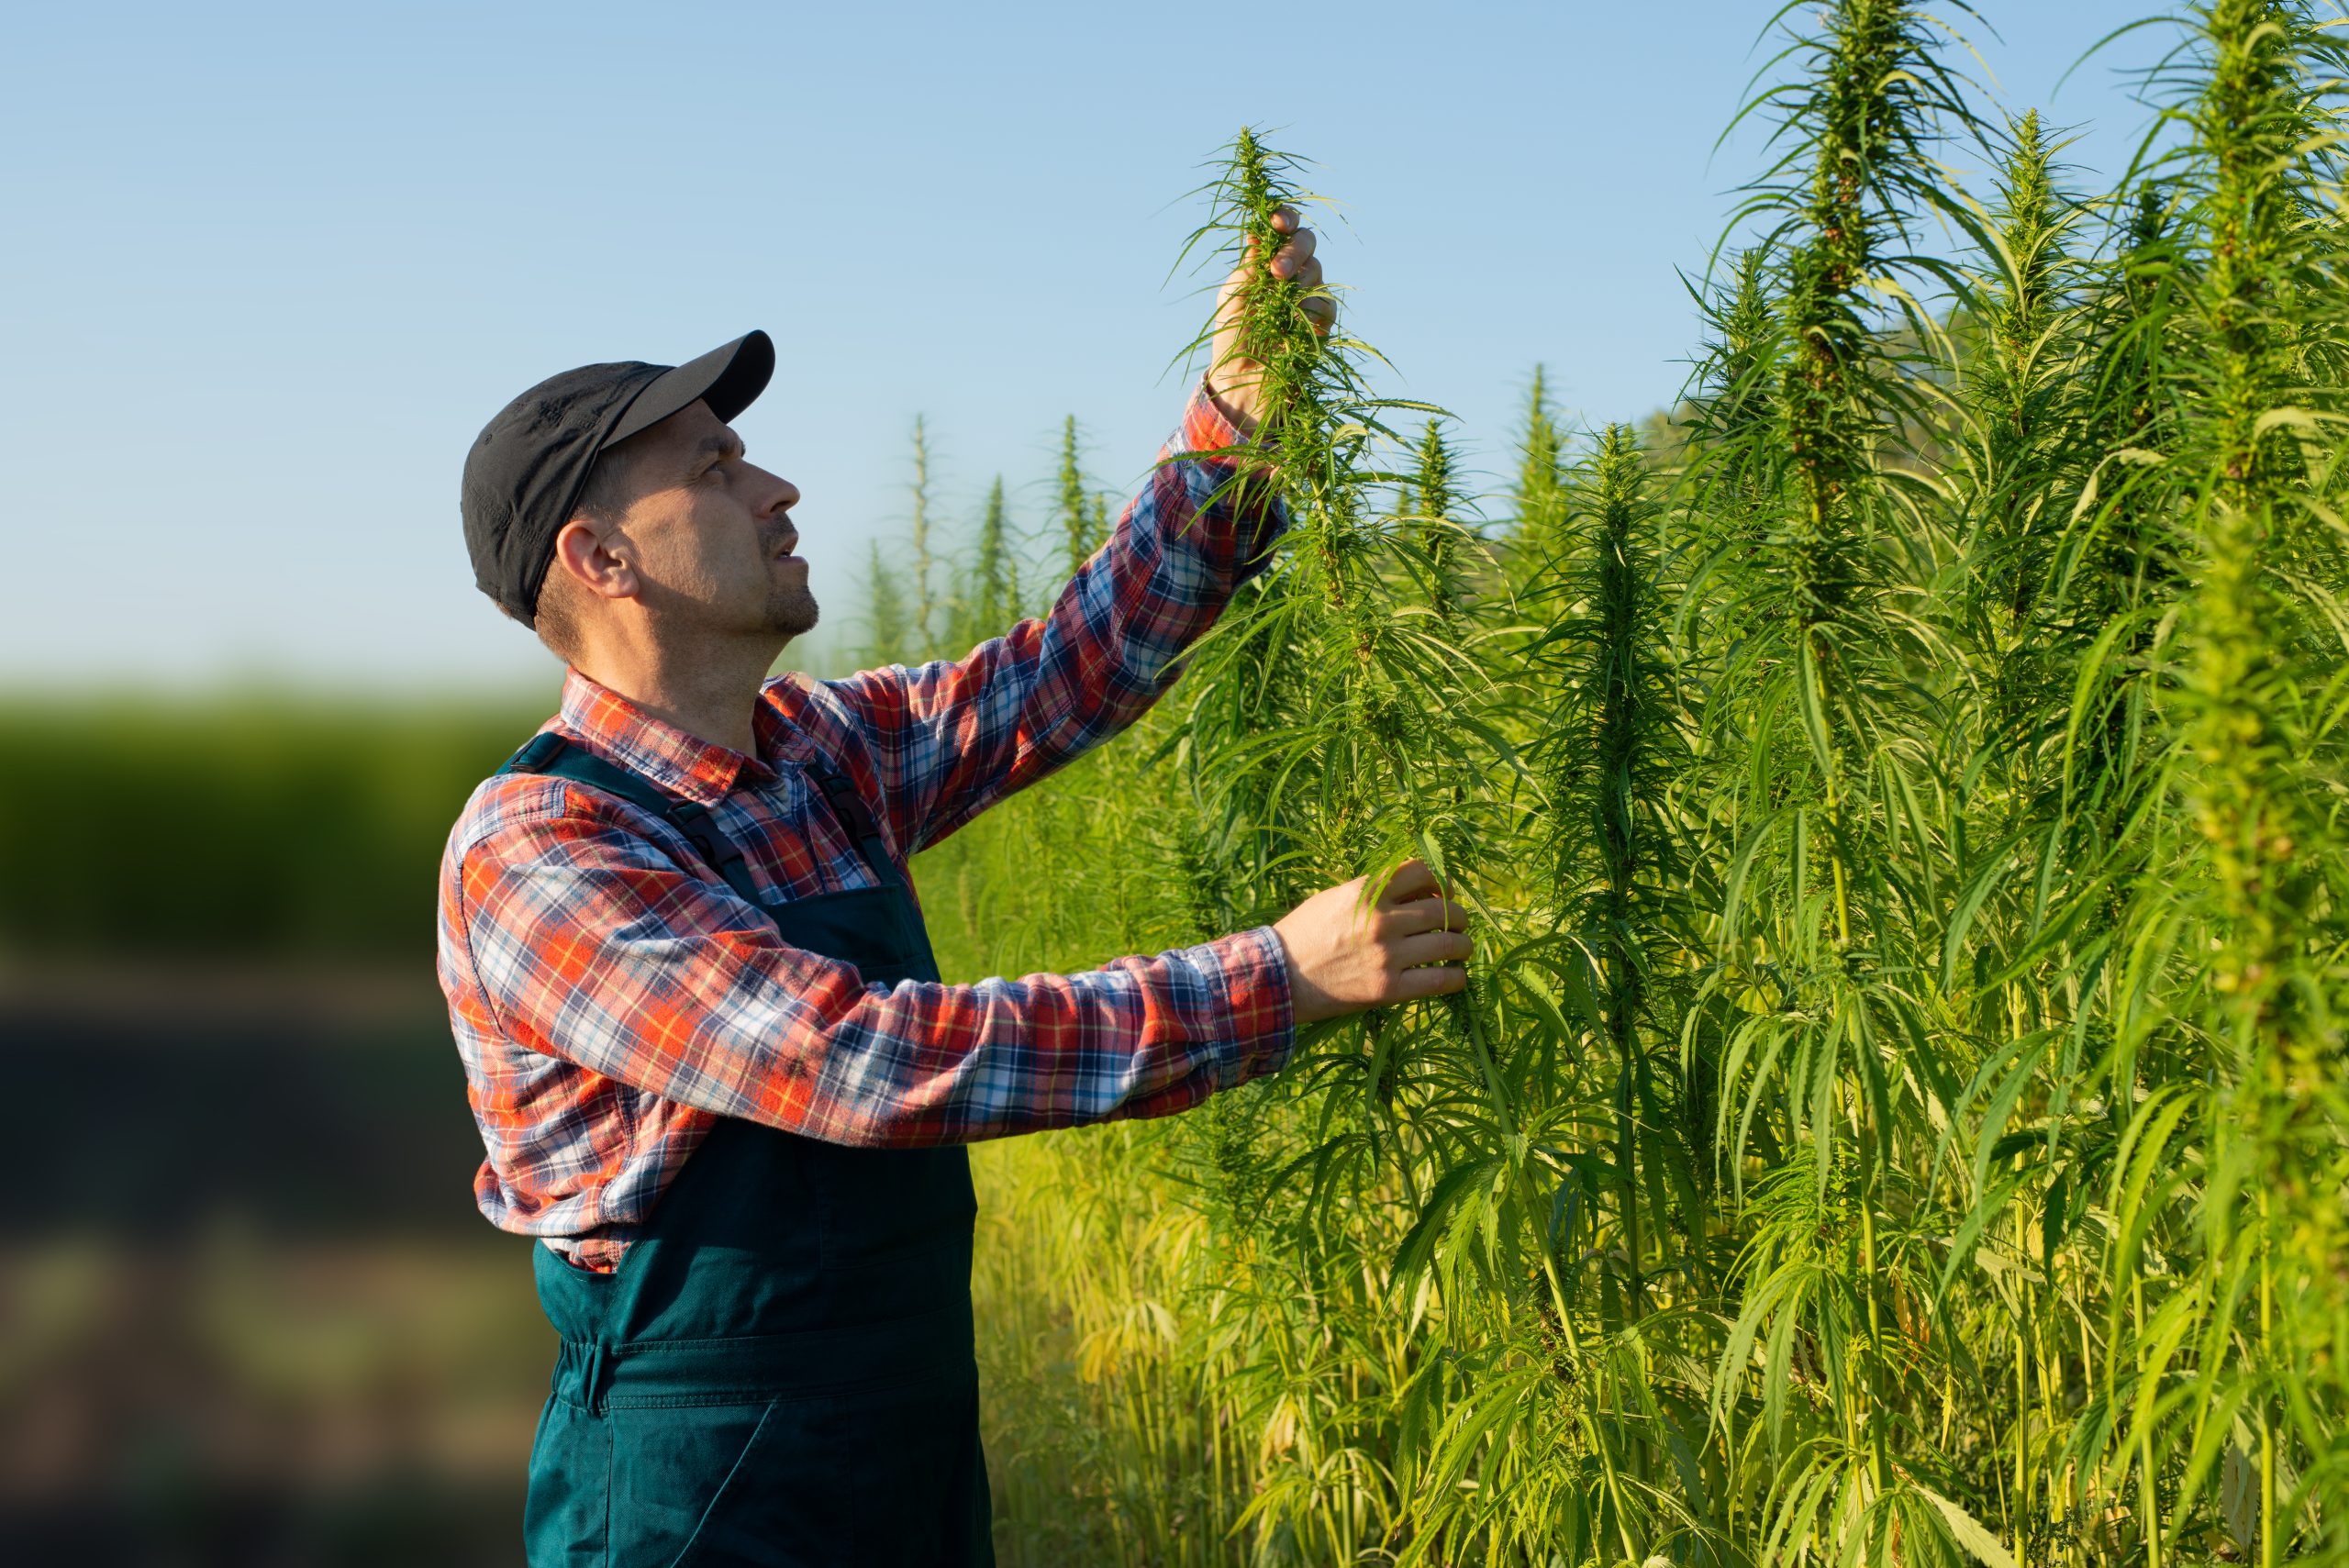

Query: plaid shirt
[[438, 385, 1295, 1271]]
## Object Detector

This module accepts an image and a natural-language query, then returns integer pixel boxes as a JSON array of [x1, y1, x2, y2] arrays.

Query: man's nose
[[749, 462, 799, 516]]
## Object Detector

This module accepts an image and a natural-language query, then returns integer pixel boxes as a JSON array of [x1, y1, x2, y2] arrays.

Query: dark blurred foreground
[[1, 697, 554, 1565], [0, 963, 548, 1566]]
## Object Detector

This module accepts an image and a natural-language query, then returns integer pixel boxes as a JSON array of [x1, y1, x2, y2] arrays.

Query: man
[[439, 209, 1470, 1566]]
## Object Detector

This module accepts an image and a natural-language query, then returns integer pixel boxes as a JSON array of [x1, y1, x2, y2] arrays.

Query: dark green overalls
[[498, 732, 993, 1567]]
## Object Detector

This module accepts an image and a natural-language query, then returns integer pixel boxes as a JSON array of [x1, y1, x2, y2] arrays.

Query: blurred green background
[[0, 695, 562, 1565]]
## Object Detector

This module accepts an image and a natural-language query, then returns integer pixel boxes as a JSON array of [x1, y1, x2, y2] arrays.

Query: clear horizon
[[3, 0, 2176, 694]]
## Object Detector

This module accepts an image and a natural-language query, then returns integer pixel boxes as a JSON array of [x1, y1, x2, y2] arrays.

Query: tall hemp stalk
[[1571, 425, 1686, 1319], [1056, 415, 1105, 578], [859, 540, 911, 668], [1507, 417, 1717, 1559], [1696, 2, 1992, 1560], [2031, 203, 2185, 1568], [1505, 367, 1570, 606], [1964, 109, 2089, 775], [1934, 112, 2101, 1568], [1164, 128, 1477, 1561], [957, 475, 1019, 652], [907, 416, 938, 660], [2143, 6, 2349, 1562]]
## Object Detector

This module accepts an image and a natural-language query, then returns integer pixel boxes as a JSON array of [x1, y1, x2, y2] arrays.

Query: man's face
[[598, 399, 814, 639]]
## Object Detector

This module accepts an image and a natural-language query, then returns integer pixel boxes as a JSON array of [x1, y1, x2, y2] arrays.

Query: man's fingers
[[1383, 897, 1470, 938], [1391, 962, 1469, 1002], [1392, 929, 1474, 970], [1241, 213, 1301, 269], [1379, 859, 1442, 905], [1282, 258, 1327, 294], [1270, 228, 1317, 276]]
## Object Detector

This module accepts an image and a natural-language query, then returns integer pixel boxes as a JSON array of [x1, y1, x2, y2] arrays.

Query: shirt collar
[[556, 668, 797, 804]]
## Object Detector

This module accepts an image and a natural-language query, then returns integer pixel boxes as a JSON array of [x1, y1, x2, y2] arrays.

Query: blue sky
[[1, 1, 2177, 694]]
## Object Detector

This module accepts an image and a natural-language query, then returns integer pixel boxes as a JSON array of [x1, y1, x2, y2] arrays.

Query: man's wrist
[[1201, 374, 1263, 445]]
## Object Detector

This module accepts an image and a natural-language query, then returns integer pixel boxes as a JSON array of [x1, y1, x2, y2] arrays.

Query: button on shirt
[[437, 387, 1297, 1271]]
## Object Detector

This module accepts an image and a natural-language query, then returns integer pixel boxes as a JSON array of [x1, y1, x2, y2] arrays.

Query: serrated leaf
[[1914, 1484, 2017, 1568]]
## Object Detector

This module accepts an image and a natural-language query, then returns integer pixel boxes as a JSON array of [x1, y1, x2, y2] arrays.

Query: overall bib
[[498, 733, 993, 1568]]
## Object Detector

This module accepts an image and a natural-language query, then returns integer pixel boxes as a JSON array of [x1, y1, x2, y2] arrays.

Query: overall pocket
[[605, 1399, 817, 1568], [664, 1373, 991, 1568]]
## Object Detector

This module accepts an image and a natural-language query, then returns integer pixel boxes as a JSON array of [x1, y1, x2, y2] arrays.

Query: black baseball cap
[[462, 330, 775, 627]]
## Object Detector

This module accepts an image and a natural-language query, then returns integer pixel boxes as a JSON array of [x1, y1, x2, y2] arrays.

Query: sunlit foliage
[[879, 6, 2349, 1562]]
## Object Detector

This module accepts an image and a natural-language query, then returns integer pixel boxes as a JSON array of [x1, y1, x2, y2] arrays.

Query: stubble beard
[[758, 515, 818, 638], [768, 579, 819, 639]]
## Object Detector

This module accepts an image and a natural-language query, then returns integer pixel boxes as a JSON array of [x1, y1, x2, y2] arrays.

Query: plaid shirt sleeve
[[451, 778, 1294, 1150], [826, 380, 1283, 851]]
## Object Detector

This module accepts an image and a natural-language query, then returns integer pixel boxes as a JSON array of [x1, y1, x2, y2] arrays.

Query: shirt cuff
[[1195, 923, 1296, 1089], [1177, 373, 1258, 458]]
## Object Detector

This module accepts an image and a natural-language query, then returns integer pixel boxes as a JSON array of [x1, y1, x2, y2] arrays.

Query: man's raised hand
[[1206, 204, 1334, 437], [1271, 860, 1471, 1026]]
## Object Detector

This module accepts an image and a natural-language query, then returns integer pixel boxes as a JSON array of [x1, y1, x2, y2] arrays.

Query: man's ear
[[551, 516, 639, 606]]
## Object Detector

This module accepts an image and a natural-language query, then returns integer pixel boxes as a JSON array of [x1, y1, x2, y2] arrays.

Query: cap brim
[[608, 329, 775, 444]]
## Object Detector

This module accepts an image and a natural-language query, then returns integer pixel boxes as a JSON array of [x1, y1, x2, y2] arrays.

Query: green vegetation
[[930, 6, 2349, 1562]]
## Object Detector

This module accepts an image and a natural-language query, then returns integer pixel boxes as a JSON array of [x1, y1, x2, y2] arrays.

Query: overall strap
[[810, 767, 901, 886], [499, 731, 763, 906]]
